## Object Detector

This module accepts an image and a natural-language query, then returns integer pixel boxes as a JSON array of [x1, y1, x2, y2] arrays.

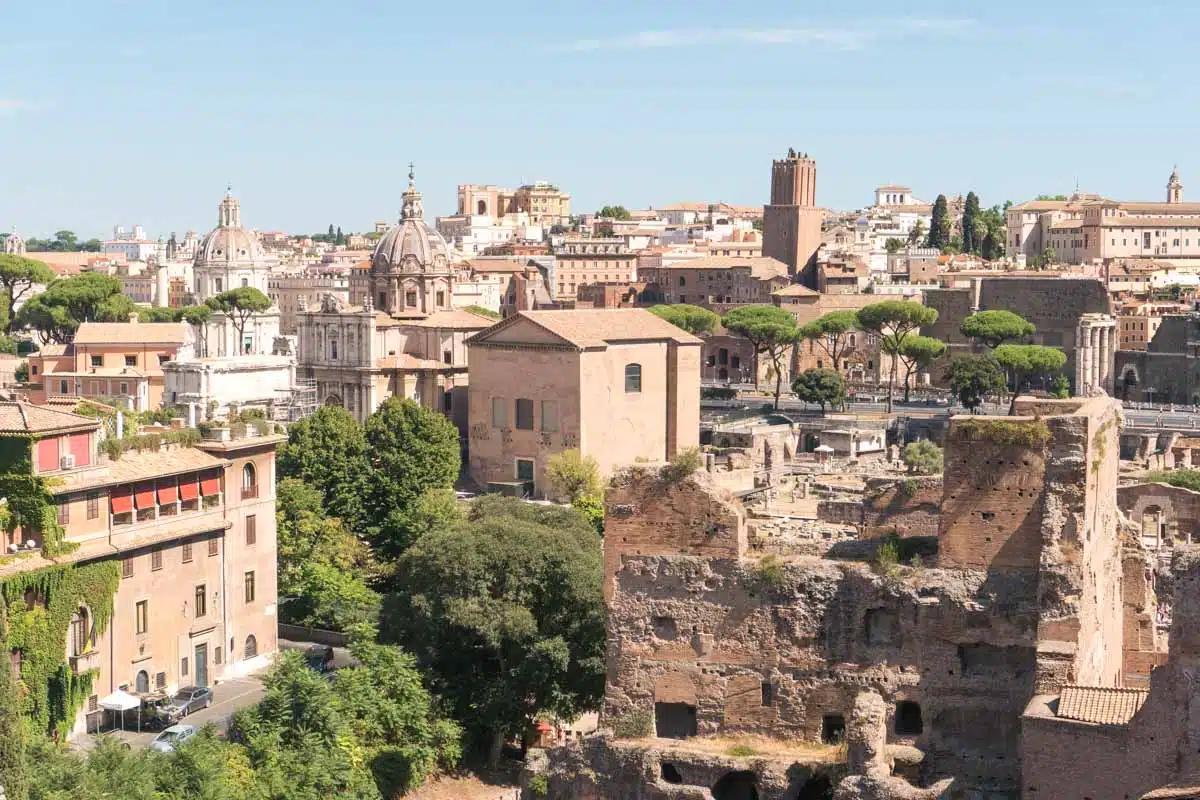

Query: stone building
[[639, 256, 790, 310], [762, 149, 823, 286], [0, 402, 280, 737], [295, 170, 495, 427], [466, 309, 701, 498], [1114, 314, 1200, 403], [535, 396, 1152, 798], [552, 238, 637, 301]]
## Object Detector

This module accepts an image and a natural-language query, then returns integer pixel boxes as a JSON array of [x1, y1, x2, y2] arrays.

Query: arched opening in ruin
[[794, 774, 833, 800], [1121, 366, 1139, 400], [821, 714, 845, 744], [1142, 505, 1164, 547], [712, 770, 758, 800], [660, 762, 683, 784], [655, 702, 697, 739], [895, 700, 923, 735]]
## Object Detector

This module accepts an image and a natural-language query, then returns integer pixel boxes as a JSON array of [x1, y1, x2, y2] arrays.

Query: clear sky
[[2, 0, 1196, 239]]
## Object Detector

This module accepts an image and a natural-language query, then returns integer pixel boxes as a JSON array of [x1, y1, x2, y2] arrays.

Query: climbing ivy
[[0, 561, 121, 737], [0, 437, 74, 558]]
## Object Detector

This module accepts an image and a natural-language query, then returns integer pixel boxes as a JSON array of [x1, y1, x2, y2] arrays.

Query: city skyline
[[3, 0, 1198, 237]]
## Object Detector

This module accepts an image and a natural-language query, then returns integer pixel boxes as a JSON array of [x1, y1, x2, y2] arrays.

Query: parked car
[[150, 724, 198, 752], [304, 645, 335, 674], [140, 694, 174, 731], [162, 686, 213, 720]]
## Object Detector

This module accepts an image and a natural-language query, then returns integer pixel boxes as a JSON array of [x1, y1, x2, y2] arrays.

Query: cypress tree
[[928, 195, 950, 250], [962, 191, 981, 254]]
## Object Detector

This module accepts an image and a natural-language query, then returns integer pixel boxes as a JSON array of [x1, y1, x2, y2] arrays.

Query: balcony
[[69, 649, 101, 674], [241, 484, 259, 500]]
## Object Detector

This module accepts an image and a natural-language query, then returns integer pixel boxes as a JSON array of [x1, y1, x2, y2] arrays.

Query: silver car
[[162, 686, 213, 720], [150, 724, 197, 752]]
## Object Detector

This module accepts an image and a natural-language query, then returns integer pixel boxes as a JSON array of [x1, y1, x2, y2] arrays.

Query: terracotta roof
[[1056, 685, 1148, 725], [0, 402, 101, 434], [1102, 216, 1200, 228], [1049, 219, 1084, 230], [772, 284, 819, 297], [483, 309, 702, 348], [465, 258, 532, 273], [655, 256, 789, 280], [407, 309, 497, 329], [73, 322, 190, 345], [64, 446, 229, 492]]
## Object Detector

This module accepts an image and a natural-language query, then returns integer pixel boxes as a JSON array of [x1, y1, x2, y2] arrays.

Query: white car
[[150, 724, 197, 752]]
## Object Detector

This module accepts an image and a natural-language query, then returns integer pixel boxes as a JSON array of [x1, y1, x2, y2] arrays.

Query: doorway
[[194, 643, 209, 687]]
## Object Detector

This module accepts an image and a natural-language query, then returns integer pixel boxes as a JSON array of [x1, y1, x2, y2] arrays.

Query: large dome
[[371, 169, 451, 275], [195, 190, 267, 268]]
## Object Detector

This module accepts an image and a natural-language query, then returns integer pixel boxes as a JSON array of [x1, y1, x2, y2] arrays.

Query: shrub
[[952, 418, 1052, 448], [1146, 470, 1200, 492], [875, 535, 900, 576], [900, 478, 919, 498], [529, 774, 549, 797], [901, 440, 943, 475], [702, 386, 738, 400], [660, 448, 702, 483], [753, 555, 787, 591], [612, 709, 653, 738], [726, 744, 757, 757]]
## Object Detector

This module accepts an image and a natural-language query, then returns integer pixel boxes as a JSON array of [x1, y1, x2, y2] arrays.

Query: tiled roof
[[772, 284, 819, 297], [73, 322, 191, 345], [655, 256, 789, 281], [62, 447, 228, 493], [408, 309, 497, 329], [375, 354, 447, 370], [0, 402, 99, 435], [482, 309, 702, 348], [1057, 685, 1148, 725], [465, 258, 533, 273]]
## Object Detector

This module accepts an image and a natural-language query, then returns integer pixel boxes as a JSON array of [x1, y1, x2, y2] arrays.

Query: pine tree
[[962, 191, 981, 254], [927, 195, 951, 250], [327, 223, 335, 238]]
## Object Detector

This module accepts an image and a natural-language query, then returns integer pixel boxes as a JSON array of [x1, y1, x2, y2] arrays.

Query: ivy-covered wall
[[0, 435, 76, 558], [0, 561, 121, 737]]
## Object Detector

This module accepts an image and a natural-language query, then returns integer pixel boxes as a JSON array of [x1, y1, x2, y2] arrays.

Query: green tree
[[545, 449, 603, 503], [647, 303, 719, 335], [927, 194, 951, 249], [907, 219, 926, 247], [884, 237, 905, 254], [335, 226, 345, 246], [0, 598, 27, 800], [386, 496, 604, 767], [979, 204, 1008, 261], [13, 361, 28, 383], [0, 335, 16, 355], [14, 273, 136, 343], [994, 344, 1067, 414], [278, 405, 371, 530], [902, 440, 943, 475], [1041, 246, 1056, 267], [891, 335, 946, 402], [799, 310, 861, 373], [363, 397, 461, 559], [328, 223, 335, 238], [596, 205, 632, 220], [961, 191, 981, 254], [0, 255, 55, 334], [1050, 374, 1070, 398], [857, 301, 939, 411], [721, 305, 800, 410], [946, 353, 1005, 412], [960, 310, 1035, 349], [205, 287, 271, 354], [791, 368, 846, 414], [1035, 194, 1068, 201]]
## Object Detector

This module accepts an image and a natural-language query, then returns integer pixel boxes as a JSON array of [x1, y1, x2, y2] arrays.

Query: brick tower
[[761, 149, 822, 287]]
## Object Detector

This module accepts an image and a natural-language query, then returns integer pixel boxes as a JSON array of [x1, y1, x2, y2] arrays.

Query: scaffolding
[[274, 378, 320, 424]]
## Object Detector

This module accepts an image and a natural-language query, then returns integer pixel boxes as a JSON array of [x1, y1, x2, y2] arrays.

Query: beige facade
[[456, 181, 570, 227], [268, 270, 352, 335], [466, 310, 701, 498], [553, 238, 637, 300], [0, 402, 279, 735]]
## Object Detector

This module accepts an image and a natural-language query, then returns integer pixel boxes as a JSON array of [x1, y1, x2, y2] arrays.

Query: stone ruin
[[523, 396, 1200, 799]]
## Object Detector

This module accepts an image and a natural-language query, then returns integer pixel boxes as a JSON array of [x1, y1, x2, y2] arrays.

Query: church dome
[[195, 189, 267, 268], [371, 168, 452, 275]]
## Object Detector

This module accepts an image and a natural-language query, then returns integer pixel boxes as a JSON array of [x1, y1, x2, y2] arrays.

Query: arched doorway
[[244, 634, 258, 659], [712, 771, 758, 800], [136, 670, 150, 694], [1121, 367, 1139, 401]]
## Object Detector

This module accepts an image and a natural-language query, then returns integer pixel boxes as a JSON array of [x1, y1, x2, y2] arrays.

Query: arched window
[[241, 463, 258, 499], [135, 670, 149, 694], [625, 364, 642, 393], [477, 199, 487, 215], [244, 634, 258, 660]]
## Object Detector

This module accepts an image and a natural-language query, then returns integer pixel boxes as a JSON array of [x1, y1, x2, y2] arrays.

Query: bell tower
[[1168, 167, 1184, 204]]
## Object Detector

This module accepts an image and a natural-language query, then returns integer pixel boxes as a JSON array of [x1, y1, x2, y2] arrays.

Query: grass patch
[[660, 447, 702, 483], [725, 744, 757, 757], [752, 555, 787, 591], [612, 709, 653, 739], [952, 418, 1052, 448]]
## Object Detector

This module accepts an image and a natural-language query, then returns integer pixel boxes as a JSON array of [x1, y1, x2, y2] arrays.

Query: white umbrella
[[99, 688, 141, 732], [814, 445, 835, 453]]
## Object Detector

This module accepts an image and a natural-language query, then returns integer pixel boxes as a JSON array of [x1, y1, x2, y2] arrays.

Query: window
[[516, 459, 535, 481], [155, 671, 166, 690], [57, 500, 69, 525], [119, 382, 128, 395], [59, 379, 69, 395], [246, 515, 256, 545], [541, 400, 559, 432], [151, 549, 162, 571], [436, 290, 445, 307], [182, 542, 193, 563], [329, 338, 338, 360], [214, 646, 223, 665], [761, 682, 774, 707], [181, 656, 188, 677], [378, 292, 387, 309], [241, 463, 257, 499], [124, 355, 136, 367], [90, 355, 102, 367], [195, 585, 206, 618], [135, 670, 149, 694], [122, 557, 133, 578], [443, 350, 452, 364], [822, 714, 845, 744], [135, 600, 148, 634], [491, 397, 507, 428], [245, 571, 255, 603], [159, 354, 170, 365], [515, 398, 534, 430], [442, 391, 452, 412], [208, 536, 219, 557], [241, 278, 249, 288], [406, 290, 417, 307], [86, 492, 99, 520], [70, 608, 92, 656], [244, 634, 258, 659], [895, 701, 923, 735], [678, 276, 685, 287], [625, 364, 642, 393]]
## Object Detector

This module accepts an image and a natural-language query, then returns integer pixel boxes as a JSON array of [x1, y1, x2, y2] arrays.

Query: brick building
[[0, 402, 280, 736], [552, 239, 637, 301], [640, 256, 790, 310], [466, 309, 701, 498], [761, 149, 823, 285]]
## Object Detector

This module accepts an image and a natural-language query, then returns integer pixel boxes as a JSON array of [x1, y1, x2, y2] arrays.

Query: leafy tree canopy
[[545, 449, 603, 503], [902, 440, 943, 475], [461, 304, 501, 320], [14, 273, 136, 343], [722, 305, 800, 409], [960, 310, 1035, 348], [21, 231, 101, 253], [278, 405, 372, 530], [596, 205, 632, 220], [1035, 194, 1068, 201], [885, 237, 905, 254], [0, 255, 55, 334], [385, 495, 604, 765], [792, 368, 846, 413], [946, 353, 1006, 412], [648, 303, 719, 335], [994, 344, 1067, 413]]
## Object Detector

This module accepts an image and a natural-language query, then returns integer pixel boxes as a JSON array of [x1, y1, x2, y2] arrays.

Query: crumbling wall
[[862, 477, 942, 539], [1118, 482, 1200, 546]]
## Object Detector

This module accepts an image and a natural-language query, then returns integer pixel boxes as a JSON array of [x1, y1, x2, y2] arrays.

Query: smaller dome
[[371, 167, 452, 275], [194, 189, 267, 268]]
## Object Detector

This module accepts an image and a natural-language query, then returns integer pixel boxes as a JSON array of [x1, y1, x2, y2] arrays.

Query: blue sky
[[1, 0, 1197, 238]]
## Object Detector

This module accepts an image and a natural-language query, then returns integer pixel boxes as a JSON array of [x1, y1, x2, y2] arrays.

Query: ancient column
[[1075, 320, 1087, 394], [1079, 323, 1093, 395], [1101, 323, 1114, 393]]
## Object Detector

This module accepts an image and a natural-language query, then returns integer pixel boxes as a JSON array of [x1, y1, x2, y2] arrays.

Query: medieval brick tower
[[762, 149, 822, 287]]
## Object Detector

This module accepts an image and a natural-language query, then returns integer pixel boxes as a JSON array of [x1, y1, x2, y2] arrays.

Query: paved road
[[77, 675, 265, 750]]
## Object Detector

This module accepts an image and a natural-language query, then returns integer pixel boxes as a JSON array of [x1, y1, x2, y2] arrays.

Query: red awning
[[68, 433, 91, 468], [37, 438, 59, 472], [111, 488, 133, 515], [156, 479, 178, 504], [200, 471, 221, 497], [179, 477, 199, 501], [134, 482, 155, 510]]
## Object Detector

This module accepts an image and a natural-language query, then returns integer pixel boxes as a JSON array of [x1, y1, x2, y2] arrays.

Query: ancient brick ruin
[[525, 395, 1200, 798]]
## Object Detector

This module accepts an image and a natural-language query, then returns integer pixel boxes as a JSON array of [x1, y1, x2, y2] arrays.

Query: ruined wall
[[1118, 482, 1200, 545], [815, 477, 942, 539]]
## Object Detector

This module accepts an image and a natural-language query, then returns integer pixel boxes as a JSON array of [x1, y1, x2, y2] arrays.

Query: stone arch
[[136, 669, 150, 694], [324, 394, 343, 408], [477, 199, 487, 215], [244, 634, 258, 659], [712, 770, 758, 800], [1121, 365, 1140, 400]]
